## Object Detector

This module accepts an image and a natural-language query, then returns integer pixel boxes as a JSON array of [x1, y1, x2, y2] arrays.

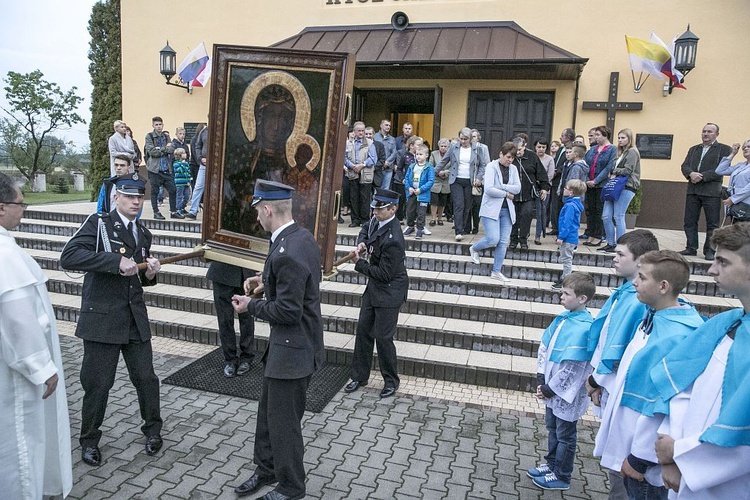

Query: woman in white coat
[[469, 142, 522, 281]]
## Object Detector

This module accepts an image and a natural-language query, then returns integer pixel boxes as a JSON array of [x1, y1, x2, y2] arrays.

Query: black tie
[[127, 222, 136, 246]]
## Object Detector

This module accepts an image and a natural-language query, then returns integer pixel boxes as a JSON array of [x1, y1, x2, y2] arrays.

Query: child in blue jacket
[[553, 179, 587, 290], [403, 144, 435, 239]]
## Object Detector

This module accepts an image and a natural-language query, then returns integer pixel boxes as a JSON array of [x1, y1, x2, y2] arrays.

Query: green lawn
[[23, 189, 93, 205]]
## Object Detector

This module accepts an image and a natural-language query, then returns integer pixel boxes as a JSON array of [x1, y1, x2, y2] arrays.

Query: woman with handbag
[[468, 142, 521, 281], [717, 139, 750, 224], [583, 126, 616, 247], [509, 136, 550, 250], [600, 128, 641, 252]]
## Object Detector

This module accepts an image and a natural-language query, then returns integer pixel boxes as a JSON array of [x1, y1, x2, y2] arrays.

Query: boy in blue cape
[[650, 223, 750, 498], [529, 272, 596, 491], [587, 230, 660, 400], [593, 250, 704, 499]]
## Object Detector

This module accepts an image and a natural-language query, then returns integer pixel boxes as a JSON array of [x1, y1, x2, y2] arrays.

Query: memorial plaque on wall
[[183, 122, 201, 143], [201, 45, 355, 273], [636, 134, 673, 160]]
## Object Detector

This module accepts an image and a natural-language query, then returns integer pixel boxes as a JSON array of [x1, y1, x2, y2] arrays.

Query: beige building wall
[[121, 0, 749, 188]]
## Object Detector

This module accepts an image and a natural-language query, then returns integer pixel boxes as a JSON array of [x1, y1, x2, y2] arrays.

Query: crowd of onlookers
[[343, 121, 645, 288], [106, 117, 207, 220]]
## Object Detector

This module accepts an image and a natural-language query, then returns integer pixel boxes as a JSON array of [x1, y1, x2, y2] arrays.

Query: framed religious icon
[[201, 45, 355, 273]]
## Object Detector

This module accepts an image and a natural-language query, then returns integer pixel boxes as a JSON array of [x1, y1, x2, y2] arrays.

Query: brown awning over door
[[272, 21, 588, 80]]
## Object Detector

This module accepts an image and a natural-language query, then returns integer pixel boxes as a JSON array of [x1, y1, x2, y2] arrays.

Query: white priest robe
[[593, 325, 665, 487], [0, 226, 73, 499], [658, 337, 750, 499]]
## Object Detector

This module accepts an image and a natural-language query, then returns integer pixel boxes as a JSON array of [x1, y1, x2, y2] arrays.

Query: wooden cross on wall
[[581, 72, 643, 132]]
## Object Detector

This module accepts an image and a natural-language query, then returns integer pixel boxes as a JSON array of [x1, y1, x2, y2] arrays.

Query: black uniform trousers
[[349, 180, 371, 225], [79, 315, 162, 448], [213, 281, 255, 364], [684, 193, 721, 253], [148, 171, 177, 214], [351, 292, 400, 389], [254, 374, 311, 498]]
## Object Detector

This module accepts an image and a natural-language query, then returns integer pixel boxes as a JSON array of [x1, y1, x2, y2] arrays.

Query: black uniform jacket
[[60, 211, 156, 344], [355, 216, 409, 308], [247, 223, 324, 380]]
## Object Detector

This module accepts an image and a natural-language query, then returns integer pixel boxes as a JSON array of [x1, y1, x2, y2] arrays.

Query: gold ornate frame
[[202, 45, 354, 273]]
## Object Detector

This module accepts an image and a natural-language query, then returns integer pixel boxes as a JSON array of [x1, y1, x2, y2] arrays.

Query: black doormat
[[163, 349, 350, 413]]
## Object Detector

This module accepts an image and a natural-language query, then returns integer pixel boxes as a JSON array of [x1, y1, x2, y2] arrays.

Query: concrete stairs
[[16, 207, 740, 393]]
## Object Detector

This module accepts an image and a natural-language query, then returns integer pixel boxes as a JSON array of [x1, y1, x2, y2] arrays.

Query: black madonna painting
[[202, 45, 354, 273]]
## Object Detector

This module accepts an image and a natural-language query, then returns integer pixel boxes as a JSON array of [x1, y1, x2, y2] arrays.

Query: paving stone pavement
[[57, 321, 612, 499]]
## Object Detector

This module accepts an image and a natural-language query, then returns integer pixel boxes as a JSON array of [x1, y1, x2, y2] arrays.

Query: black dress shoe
[[344, 380, 366, 393], [235, 473, 277, 497], [471, 228, 479, 234], [81, 446, 102, 466], [380, 386, 397, 399], [145, 435, 163, 455], [261, 490, 304, 500], [678, 248, 697, 256], [337, 216, 345, 224], [348, 222, 359, 228], [224, 363, 236, 378], [236, 361, 251, 376], [153, 212, 166, 220], [704, 251, 716, 261]]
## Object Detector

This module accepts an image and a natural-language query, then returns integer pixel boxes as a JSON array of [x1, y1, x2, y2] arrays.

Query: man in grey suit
[[231, 180, 324, 500], [679, 123, 732, 260]]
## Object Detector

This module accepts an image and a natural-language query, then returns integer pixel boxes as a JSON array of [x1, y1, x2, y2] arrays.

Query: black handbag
[[727, 202, 750, 221]]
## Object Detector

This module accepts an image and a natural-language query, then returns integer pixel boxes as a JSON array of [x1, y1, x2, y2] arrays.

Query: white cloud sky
[[0, 0, 99, 150]]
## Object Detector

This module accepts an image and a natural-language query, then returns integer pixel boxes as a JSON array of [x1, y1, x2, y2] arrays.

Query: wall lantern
[[159, 41, 191, 93], [666, 25, 699, 95]]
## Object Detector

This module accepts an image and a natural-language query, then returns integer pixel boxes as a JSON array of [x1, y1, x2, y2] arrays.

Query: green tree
[[88, 0, 121, 200], [0, 70, 84, 183]]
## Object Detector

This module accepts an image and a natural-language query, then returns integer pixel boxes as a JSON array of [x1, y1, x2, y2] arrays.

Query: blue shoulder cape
[[541, 309, 594, 363], [588, 281, 647, 374], [620, 304, 704, 417], [650, 309, 750, 447]]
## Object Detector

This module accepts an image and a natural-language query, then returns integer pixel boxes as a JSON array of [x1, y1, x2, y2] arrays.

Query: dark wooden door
[[467, 91, 554, 159]]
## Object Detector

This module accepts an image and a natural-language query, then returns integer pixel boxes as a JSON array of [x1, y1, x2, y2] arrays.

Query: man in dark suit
[[343, 188, 409, 399], [60, 173, 164, 467], [680, 123, 732, 260], [207, 262, 256, 378], [231, 180, 324, 500]]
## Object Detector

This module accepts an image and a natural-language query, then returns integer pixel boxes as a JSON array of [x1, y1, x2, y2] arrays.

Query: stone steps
[[17, 207, 735, 393], [47, 288, 538, 391]]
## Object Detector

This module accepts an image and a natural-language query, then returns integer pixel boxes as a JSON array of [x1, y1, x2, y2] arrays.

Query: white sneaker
[[470, 247, 480, 264], [422, 227, 432, 235], [490, 271, 509, 281], [455, 234, 464, 241]]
